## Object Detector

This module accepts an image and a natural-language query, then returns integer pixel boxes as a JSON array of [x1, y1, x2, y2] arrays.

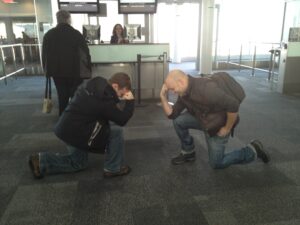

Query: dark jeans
[[39, 123, 125, 176], [52, 77, 83, 116], [173, 112, 255, 169]]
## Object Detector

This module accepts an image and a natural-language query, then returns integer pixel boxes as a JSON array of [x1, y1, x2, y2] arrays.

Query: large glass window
[[153, 3, 199, 63], [13, 22, 37, 43], [282, 0, 300, 42], [215, 0, 285, 58], [0, 22, 7, 44]]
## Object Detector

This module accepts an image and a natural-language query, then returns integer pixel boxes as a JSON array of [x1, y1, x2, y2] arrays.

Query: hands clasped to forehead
[[160, 84, 168, 98], [122, 90, 134, 100]]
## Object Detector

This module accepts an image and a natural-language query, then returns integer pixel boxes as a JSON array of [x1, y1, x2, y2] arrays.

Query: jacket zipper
[[88, 122, 102, 147]]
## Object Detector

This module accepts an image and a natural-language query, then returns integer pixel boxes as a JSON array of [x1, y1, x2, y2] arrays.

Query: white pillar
[[198, 0, 215, 75], [173, 4, 181, 63], [4, 18, 14, 44]]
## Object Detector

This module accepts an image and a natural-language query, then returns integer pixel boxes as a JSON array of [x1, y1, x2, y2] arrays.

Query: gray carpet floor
[[0, 69, 300, 225]]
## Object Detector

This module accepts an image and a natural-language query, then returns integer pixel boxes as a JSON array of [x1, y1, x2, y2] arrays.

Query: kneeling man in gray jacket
[[160, 69, 269, 168]]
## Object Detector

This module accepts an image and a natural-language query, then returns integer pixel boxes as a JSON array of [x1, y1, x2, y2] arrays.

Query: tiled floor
[[0, 68, 300, 225]]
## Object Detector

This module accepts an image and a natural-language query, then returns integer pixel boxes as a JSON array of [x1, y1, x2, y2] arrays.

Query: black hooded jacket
[[54, 77, 134, 152]]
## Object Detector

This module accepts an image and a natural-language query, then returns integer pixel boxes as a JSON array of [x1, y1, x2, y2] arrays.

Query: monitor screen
[[119, 0, 156, 3], [118, 0, 157, 14], [83, 25, 100, 43], [58, 0, 99, 14], [124, 24, 141, 42]]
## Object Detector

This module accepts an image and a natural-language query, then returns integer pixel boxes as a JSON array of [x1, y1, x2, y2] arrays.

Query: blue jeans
[[173, 112, 255, 169], [39, 123, 124, 176]]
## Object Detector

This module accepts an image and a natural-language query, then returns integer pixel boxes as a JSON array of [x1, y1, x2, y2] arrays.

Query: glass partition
[[282, 0, 300, 42]]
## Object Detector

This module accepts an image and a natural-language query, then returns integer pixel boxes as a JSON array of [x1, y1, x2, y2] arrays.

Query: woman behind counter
[[110, 24, 128, 44]]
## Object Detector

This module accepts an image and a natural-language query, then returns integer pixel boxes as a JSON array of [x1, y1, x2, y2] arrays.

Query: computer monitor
[[124, 24, 141, 43], [58, 0, 99, 14], [118, 0, 157, 14], [82, 25, 100, 44]]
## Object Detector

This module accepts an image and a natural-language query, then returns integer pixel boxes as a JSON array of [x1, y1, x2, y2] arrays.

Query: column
[[198, 0, 215, 75]]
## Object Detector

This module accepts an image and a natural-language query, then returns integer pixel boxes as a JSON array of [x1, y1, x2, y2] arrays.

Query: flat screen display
[[58, 0, 99, 13], [83, 25, 101, 42], [59, 0, 97, 2], [118, 0, 157, 14], [119, 0, 156, 3], [124, 24, 141, 42]]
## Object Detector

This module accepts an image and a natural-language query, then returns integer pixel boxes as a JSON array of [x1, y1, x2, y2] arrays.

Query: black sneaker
[[171, 152, 196, 165], [28, 154, 44, 179], [250, 140, 270, 163]]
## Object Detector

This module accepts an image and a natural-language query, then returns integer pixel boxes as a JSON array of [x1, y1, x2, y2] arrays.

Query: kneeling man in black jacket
[[29, 72, 135, 179]]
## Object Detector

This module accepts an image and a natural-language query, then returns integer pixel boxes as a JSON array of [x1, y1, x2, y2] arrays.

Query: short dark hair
[[109, 72, 131, 90], [56, 10, 70, 24]]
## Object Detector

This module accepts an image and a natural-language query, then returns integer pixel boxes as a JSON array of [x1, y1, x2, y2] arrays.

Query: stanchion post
[[268, 49, 274, 81], [20, 44, 26, 75], [239, 44, 242, 72], [137, 54, 142, 105], [227, 48, 230, 70], [251, 45, 256, 76]]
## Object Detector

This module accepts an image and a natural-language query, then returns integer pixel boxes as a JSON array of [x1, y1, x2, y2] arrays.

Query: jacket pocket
[[198, 111, 226, 134]]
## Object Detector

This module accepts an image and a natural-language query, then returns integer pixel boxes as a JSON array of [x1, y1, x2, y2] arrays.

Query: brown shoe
[[103, 165, 131, 178], [28, 154, 44, 179]]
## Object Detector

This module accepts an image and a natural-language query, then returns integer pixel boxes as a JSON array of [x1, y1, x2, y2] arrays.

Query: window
[[154, 3, 199, 63], [0, 22, 7, 42]]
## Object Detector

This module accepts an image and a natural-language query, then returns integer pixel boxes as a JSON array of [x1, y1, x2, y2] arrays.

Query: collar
[[183, 75, 193, 97], [56, 23, 71, 28]]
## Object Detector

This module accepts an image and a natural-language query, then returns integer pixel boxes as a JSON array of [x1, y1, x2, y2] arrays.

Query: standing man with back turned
[[42, 10, 91, 116], [160, 69, 270, 169]]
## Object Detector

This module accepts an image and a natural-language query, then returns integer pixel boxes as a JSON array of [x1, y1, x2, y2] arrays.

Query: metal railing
[[215, 42, 281, 81], [0, 44, 25, 84], [0, 43, 43, 85]]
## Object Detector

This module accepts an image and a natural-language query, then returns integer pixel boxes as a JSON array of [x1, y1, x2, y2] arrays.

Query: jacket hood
[[84, 77, 119, 102]]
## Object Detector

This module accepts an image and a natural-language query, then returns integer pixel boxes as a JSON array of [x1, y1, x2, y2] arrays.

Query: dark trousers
[[52, 77, 83, 116]]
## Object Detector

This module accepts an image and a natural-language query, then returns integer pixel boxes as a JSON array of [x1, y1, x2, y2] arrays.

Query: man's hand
[[160, 84, 173, 116], [217, 112, 238, 137], [217, 126, 231, 137], [122, 91, 134, 100], [160, 84, 168, 99]]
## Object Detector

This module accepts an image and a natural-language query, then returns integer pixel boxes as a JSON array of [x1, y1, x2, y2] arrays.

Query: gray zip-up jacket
[[168, 76, 240, 136]]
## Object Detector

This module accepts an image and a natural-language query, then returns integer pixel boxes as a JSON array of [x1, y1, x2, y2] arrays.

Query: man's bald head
[[164, 69, 188, 96]]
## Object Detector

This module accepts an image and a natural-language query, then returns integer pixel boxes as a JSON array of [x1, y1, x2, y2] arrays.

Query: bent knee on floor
[[72, 162, 88, 171], [209, 160, 225, 169]]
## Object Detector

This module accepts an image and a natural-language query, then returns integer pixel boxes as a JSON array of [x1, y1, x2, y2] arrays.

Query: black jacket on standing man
[[42, 22, 91, 115], [42, 23, 91, 78]]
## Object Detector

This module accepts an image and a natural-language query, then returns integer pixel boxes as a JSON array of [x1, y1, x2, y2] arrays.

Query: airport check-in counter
[[89, 43, 170, 99]]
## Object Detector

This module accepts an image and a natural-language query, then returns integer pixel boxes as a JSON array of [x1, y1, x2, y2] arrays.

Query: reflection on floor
[[0, 69, 300, 225]]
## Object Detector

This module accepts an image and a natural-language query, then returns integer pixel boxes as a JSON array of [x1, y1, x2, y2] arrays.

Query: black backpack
[[210, 72, 246, 103]]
